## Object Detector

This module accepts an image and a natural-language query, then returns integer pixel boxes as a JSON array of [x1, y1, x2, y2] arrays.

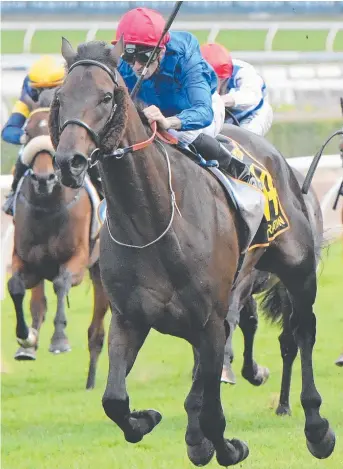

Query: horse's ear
[[110, 35, 125, 64], [340, 97, 343, 116], [61, 37, 76, 66]]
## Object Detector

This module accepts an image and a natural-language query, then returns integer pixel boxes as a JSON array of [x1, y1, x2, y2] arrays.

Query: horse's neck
[[101, 103, 172, 243]]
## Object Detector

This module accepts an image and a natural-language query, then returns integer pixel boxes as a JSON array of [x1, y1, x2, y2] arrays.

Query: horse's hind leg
[[86, 262, 109, 390], [197, 315, 249, 467], [267, 232, 335, 458], [240, 297, 270, 386], [221, 321, 237, 385], [102, 312, 161, 443], [276, 304, 298, 416]]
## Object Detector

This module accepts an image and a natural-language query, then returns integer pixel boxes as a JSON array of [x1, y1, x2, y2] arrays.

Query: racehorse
[[51, 38, 335, 467], [221, 167, 323, 417], [7, 89, 109, 389]]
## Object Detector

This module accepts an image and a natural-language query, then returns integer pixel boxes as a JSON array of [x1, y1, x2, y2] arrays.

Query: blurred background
[[1, 1, 343, 174]]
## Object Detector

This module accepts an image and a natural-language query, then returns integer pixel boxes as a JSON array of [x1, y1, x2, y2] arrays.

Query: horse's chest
[[19, 228, 75, 266]]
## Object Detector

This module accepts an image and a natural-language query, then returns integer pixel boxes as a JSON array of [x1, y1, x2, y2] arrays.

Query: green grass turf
[[2, 28, 343, 53], [2, 241, 343, 469]]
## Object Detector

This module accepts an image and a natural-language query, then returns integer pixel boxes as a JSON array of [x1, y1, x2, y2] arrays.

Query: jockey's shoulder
[[232, 58, 257, 72], [167, 31, 200, 57]]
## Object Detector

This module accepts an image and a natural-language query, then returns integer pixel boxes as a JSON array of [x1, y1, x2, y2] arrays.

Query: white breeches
[[169, 92, 225, 145], [239, 101, 273, 137]]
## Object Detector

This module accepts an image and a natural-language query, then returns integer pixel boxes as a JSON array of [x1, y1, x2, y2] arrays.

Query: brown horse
[[221, 167, 324, 417], [51, 38, 335, 466], [7, 90, 109, 389]]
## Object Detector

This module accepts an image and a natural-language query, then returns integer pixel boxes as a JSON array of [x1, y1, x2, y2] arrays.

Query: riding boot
[[2, 158, 29, 216], [192, 133, 261, 189]]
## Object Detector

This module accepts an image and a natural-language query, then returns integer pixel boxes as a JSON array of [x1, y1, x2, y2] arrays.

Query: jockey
[[2, 55, 65, 215], [112, 7, 260, 187], [201, 43, 273, 136]]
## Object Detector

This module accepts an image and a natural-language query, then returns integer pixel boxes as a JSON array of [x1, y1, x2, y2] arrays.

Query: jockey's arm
[[222, 69, 263, 110], [1, 101, 29, 144], [174, 62, 214, 131], [1, 76, 33, 145]]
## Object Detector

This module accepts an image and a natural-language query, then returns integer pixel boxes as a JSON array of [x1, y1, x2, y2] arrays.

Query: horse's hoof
[[216, 439, 249, 467], [221, 366, 236, 385], [335, 354, 343, 367], [49, 340, 71, 354], [125, 409, 162, 443], [14, 346, 36, 361], [276, 404, 292, 416], [306, 425, 335, 459], [242, 365, 269, 386], [187, 438, 215, 467], [16, 328, 38, 348]]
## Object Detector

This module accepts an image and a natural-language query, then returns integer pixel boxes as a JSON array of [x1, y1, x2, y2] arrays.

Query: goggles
[[122, 44, 160, 65]]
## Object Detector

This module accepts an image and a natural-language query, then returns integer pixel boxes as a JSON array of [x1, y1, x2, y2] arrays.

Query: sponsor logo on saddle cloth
[[226, 139, 290, 249]]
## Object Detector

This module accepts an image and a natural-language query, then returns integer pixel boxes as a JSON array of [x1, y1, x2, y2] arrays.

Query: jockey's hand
[[20, 132, 28, 145], [143, 105, 171, 130], [222, 94, 235, 108]]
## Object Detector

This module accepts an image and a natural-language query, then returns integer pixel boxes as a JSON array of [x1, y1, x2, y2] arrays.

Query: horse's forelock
[[71, 41, 117, 69]]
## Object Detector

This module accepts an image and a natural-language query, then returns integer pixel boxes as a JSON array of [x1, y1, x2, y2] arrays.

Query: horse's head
[[22, 90, 59, 196], [50, 37, 128, 189]]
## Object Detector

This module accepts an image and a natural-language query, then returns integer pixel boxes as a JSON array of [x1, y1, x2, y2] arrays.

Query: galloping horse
[[7, 89, 109, 389], [221, 167, 323, 417], [51, 38, 335, 466]]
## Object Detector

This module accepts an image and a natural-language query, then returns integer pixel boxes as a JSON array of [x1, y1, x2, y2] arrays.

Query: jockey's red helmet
[[200, 43, 233, 79], [112, 7, 170, 48]]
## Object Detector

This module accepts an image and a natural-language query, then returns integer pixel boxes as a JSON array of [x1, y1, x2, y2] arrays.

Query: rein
[[61, 58, 179, 248]]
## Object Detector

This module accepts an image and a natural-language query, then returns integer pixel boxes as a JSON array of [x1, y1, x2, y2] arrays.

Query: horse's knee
[[88, 326, 105, 352], [53, 271, 72, 296], [8, 274, 25, 298]]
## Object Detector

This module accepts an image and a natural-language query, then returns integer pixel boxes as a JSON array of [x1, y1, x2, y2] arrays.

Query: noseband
[[60, 59, 119, 165], [59, 58, 157, 166]]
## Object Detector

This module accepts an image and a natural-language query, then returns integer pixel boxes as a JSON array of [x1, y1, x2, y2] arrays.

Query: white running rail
[[2, 21, 343, 54]]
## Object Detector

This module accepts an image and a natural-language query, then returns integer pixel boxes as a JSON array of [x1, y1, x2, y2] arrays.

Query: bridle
[[58, 57, 178, 249], [59, 59, 157, 167]]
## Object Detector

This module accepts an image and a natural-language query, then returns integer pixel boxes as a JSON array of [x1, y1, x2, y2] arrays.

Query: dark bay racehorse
[[8, 90, 109, 389], [221, 167, 323, 417], [51, 38, 335, 466]]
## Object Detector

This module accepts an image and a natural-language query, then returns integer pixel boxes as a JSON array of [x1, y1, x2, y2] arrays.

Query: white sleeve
[[224, 69, 264, 108]]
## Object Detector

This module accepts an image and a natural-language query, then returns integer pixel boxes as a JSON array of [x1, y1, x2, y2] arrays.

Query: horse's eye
[[103, 93, 113, 104]]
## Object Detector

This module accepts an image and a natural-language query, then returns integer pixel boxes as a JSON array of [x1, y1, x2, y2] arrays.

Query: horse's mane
[[49, 40, 153, 152], [38, 88, 56, 108]]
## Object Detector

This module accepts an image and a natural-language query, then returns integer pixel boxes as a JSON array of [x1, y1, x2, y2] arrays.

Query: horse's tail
[[260, 280, 291, 327]]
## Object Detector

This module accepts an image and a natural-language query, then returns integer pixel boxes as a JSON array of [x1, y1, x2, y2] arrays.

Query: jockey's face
[[132, 59, 159, 80], [123, 46, 164, 80]]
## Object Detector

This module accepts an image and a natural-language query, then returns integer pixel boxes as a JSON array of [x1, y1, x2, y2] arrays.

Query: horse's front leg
[[8, 252, 39, 359], [198, 314, 249, 467], [50, 253, 87, 354], [102, 312, 161, 443]]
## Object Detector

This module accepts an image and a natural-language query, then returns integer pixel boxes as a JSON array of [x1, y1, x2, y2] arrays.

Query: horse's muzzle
[[54, 151, 88, 188]]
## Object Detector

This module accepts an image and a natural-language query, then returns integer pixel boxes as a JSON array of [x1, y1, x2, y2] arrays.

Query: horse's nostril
[[48, 173, 56, 181], [71, 153, 87, 170]]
